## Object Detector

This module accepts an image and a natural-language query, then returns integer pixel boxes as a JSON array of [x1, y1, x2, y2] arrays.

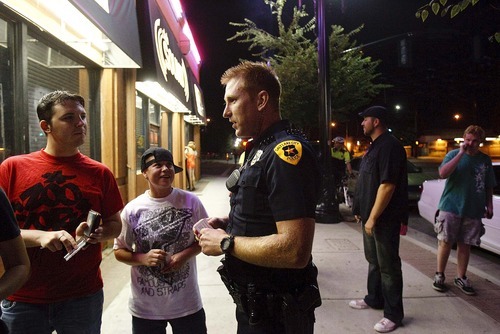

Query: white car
[[418, 162, 500, 255]]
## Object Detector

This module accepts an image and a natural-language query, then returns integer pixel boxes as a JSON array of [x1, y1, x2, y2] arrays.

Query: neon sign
[[154, 19, 189, 103]]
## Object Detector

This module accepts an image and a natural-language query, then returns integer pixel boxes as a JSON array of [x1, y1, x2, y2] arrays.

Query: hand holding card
[[194, 218, 212, 240]]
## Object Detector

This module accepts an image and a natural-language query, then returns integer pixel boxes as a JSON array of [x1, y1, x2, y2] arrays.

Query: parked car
[[418, 162, 500, 255], [345, 157, 434, 206]]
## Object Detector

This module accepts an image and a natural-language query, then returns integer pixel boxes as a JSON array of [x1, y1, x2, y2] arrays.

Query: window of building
[[148, 100, 160, 148], [149, 100, 160, 126], [135, 92, 161, 171], [0, 18, 12, 161], [167, 112, 173, 152], [135, 93, 146, 170], [0, 17, 95, 160], [26, 31, 90, 156]]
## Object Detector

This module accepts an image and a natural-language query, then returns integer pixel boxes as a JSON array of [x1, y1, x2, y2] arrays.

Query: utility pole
[[315, 0, 339, 224]]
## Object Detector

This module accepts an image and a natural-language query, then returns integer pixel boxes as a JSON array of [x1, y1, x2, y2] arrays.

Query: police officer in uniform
[[196, 61, 321, 334], [331, 136, 353, 207], [330, 136, 352, 184]]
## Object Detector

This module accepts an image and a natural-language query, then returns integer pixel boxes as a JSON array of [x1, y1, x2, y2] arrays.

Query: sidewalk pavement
[[100, 173, 500, 334]]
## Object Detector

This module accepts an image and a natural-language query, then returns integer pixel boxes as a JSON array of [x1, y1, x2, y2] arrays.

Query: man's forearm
[[231, 219, 315, 269], [439, 151, 464, 178], [20, 229, 47, 247], [368, 183, 396, 223]]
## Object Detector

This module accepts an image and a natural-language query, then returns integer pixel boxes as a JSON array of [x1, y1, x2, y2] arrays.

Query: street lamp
[[314, 0, 339, 224]]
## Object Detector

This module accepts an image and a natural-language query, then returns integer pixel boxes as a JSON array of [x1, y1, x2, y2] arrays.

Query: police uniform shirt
[[224, 120, 320, 289], [228, 120, 320, 238], [331, 148, 350, 177], [331, 148, 350, 163]]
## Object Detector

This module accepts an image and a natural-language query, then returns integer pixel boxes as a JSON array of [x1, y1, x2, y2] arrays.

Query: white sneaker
[[374, 317, 398, 333], [348, 299, 369, 309]]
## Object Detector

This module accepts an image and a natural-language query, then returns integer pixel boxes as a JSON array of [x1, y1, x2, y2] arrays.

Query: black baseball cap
[[358, 106, 387, 121], [141, 147, 183, 173]]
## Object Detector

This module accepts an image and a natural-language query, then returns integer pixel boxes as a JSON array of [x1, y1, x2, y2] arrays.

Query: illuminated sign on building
[[136, 0, 193, 112], [154, 19, 189, 103]]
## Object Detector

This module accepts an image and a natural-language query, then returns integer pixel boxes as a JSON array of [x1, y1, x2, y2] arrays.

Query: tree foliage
[[227, 0, 389, 130], [328, 25, 387, 121], [416, 0, 500, 43]]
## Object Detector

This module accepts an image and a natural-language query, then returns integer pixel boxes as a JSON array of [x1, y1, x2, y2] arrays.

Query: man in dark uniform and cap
[[196, 61, 322, 334], [349, 106, 408, 333]]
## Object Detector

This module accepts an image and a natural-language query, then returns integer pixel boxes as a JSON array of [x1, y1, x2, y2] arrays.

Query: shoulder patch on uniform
[[274, 140, 302, 165]]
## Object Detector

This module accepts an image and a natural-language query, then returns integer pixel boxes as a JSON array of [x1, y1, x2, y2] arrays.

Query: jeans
[[0, 290, 103, 334], [132, 308, 206, 334], [362, 220, 404, 324]]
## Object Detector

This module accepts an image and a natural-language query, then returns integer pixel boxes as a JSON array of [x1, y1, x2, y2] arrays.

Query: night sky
[[182, 0, 499, 154]]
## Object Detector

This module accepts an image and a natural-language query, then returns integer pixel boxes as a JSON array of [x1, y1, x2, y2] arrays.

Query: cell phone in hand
[[64, 210, 101, 261], [84, 210, 101, 237]]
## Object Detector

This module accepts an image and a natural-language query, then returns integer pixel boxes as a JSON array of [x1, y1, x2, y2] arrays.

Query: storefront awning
[[70, 0, 142, 67], [1, 0, 142, 68]]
